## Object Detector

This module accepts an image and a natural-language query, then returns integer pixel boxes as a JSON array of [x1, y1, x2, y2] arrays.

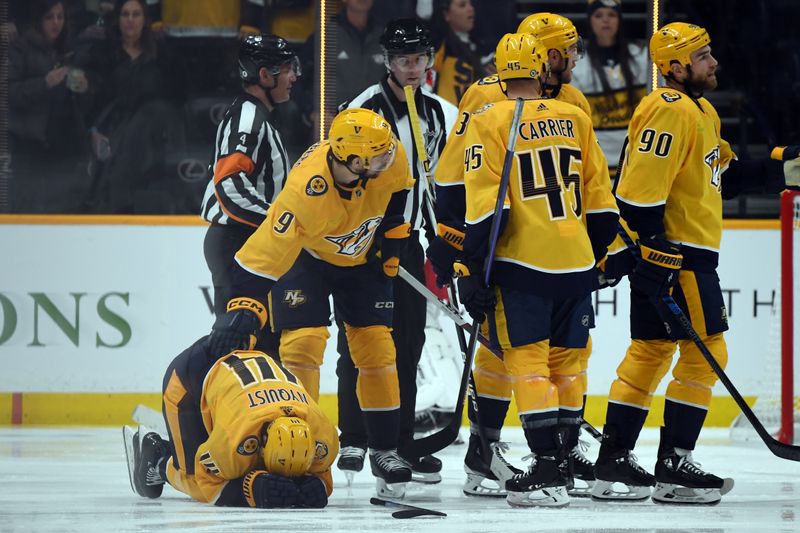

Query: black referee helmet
[[238, 34, 299, 83], [380, 18, 435, 70]]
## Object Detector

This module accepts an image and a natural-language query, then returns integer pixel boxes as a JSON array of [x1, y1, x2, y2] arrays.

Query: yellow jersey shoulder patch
[[478, 74, 500, 85], [660, 91, 683, 103], [305, 175, 328, 197]]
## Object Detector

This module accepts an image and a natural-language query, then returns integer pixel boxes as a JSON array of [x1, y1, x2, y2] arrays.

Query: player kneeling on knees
[[124, 337, 338, 508]]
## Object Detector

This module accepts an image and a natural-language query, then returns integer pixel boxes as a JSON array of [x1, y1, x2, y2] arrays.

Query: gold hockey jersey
[[463, 98, 618, 296], [435, 76, 592, 192], [615, 88, 735, 270], [235, 141, 414, 280], [183, 351, 338, 503]]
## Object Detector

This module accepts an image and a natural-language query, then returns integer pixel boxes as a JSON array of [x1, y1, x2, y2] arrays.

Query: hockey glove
[[629, 236, 683, 299], [378, 216, 411, 278], [426, 223, 465, 287], [294, 475, 328, 508], [209, 297, 268, 357], [771, 145, 800, 189], [454, 262, 495, 323], [242, 470, 298, 508]]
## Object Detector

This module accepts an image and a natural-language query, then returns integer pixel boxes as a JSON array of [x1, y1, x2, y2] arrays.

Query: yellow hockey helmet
[[495, 33, 548, 83], [650, 22, 711, 76], [262, 417, 315, 477], [329, 108, 397, 171], [517, 12, 582, 59]]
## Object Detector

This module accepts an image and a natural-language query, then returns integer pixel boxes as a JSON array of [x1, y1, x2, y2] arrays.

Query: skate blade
[[652, 481, 730, 505], [344, 470, 355, 487], [411, 471, 442, 485], [376, 479, 407, 499], [507, 486, 569, 508], [122, 425, 137, 495], [463, 467, 507, 497], [567, 478, 594, 498], [590, 480, 652, 501]]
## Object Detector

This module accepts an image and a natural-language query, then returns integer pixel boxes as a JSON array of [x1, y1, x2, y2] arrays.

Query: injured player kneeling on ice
[[122, 335, 338, 509]]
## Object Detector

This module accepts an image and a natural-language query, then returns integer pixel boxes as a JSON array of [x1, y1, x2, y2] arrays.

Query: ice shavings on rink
[[1, 426, 799, 532]]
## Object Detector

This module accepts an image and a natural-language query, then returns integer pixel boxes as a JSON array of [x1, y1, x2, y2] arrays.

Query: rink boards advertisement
[[0, 216, 789, 426]]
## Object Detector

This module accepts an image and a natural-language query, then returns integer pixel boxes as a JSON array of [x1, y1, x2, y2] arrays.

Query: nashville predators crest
[[324, 217, 382, 257], [237, 435, 260, 456], [306, 176, 328, 196], [704, 146, 722, 190]]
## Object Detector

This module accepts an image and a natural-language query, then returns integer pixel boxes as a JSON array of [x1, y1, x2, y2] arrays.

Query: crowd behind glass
[[4, 0, 798, 216]]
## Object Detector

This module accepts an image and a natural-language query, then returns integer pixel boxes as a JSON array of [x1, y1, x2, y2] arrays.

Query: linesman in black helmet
[[332, 18, 458, 485], [200, 34, 301, 356]]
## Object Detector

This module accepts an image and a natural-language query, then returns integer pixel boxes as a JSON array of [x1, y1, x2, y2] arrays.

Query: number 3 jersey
[[463, 98, 618, 298], [234, 141, 414, 282], [615, 88, 735, 271]]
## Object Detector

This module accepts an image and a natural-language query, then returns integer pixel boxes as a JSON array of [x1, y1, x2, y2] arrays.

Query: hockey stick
[[369, 497, 447, 518], [403, 85, 497, 468], [617, 226, 800, 461], [132, 404, 167, 435], [398, 266, 603, 444]]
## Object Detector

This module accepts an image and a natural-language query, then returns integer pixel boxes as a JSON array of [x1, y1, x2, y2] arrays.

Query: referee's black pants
[[203, 222, 280, 358], [336, 234, 427, 456]]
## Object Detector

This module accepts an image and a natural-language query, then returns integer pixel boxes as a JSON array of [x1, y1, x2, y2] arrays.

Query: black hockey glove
[[426, 223, 465, 287], [294, 475, 328, 508], [378, 216, 411, 278], [454, 262, 495, 323], [209, 297, 267, 357], [242, 470, 298, 508], [629, 236, 683, 299]]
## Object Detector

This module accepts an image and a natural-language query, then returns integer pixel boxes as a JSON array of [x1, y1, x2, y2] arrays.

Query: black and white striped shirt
[[343, 77, 458, 232], [201, 94, 289, 228]]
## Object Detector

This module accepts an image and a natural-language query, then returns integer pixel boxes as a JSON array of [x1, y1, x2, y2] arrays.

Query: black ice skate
[[399, 452, 443, 484], [652, 429, 734, 505], [591, 426, 655, 501], [463, 435, 523, 497], [369, 449, 412, 499], [337, 446, 366, 487], [567, 441, 596, 497], [122, 425, 168, 499], [505, 454, 570, 508]]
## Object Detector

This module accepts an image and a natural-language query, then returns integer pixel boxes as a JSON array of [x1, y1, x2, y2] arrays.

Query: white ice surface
[[1, 426, 799, 532]]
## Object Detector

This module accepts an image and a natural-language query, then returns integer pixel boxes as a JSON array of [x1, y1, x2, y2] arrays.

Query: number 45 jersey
[[615, 88, 735, 272], [464, 98, 618, 298]]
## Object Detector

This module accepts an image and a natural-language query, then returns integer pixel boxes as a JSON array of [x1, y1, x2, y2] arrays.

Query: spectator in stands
[[571, 0, 648, 171], [146, 0, 264, 95], [9, 0, 91, 213], [429, 0, 491, 105], [83, 0, 184, 213]]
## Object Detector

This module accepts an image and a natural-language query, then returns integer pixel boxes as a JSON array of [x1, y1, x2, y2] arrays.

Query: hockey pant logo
[[283, 290, 307, 308]]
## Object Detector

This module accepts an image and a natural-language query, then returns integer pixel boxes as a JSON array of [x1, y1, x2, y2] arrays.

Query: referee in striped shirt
[[201, 34, 299, 356], [335, 18, 458, 481]]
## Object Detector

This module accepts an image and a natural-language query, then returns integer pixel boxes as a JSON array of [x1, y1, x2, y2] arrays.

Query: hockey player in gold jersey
[[427, 14, 600, 498], [593, 22, 795, 505], [206, 108, 417, 498], [457, 33, 618, 508], [123, 336, 338, 508]]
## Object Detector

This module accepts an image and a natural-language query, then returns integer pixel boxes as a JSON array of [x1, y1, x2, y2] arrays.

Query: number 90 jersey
[[615, 88, 734, 271], [464, 98, 618, 297]]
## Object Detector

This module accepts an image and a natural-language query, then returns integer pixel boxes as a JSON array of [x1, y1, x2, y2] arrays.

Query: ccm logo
[[375, 301, 395, 309]]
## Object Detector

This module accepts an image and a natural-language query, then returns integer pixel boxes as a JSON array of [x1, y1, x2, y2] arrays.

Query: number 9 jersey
[[463, 98, 618, 298], [615, 88, 735, 272]]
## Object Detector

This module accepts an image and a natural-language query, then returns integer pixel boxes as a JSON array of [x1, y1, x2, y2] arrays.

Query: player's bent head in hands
[[263, 417, 315, 477]]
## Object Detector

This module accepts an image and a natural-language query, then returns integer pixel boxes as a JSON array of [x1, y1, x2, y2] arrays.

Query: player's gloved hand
[[294, 475, 328, 508], [378, 215, 411, 278], [243, 471, 299, 508], [209, 297, 268, 357], [771, 146, 800, 189], [630, 236, 682, 299], [454, 262, 495, 323], [426, 223, 465, 287]]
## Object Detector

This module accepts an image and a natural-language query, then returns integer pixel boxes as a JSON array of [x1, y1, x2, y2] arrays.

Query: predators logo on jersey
[[704, 146, 722, 189], [323, 217, 382, 257], [306, 176, 328, 196]]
